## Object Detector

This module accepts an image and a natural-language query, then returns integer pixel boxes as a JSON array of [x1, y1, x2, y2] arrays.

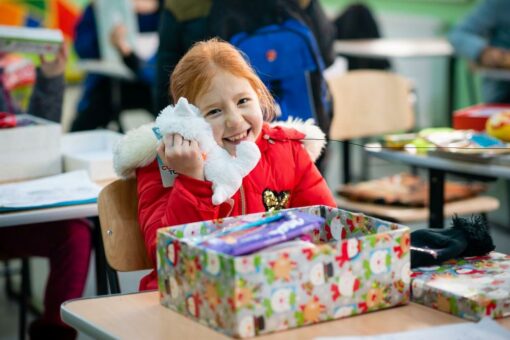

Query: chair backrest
[[98, 178, 152, 272], [328, 70, 415, 140]]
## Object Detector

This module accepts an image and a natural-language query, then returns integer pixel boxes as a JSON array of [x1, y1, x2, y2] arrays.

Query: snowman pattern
[[369, 249, 390, 274], [205, 252, 221, 276], [166, 242, 178, 266], [270, 288, 294, 313], [186, 294, 200, 318], [329, 216, 344, 240], [169, 276, 180, 299], [333, 305, 354, 318], [183, 224, 204, 239], [338, 271, 360, 297], [400, 263, 411, 285], [235, 256, 257, 274], [238, 316, 256, 338]]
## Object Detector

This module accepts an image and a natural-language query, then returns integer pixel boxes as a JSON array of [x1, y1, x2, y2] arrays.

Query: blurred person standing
[[71, 0, 160, 131], [449, 0, 510, 103]]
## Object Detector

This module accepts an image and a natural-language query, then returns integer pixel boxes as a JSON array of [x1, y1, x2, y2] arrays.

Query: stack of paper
[[315, 317, 510, 340]]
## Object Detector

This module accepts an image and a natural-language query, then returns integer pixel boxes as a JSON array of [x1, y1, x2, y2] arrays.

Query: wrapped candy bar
[[199, 211, 324, 256]]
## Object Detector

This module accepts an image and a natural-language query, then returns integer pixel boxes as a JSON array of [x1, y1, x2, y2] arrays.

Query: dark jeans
[[71, 77, 155, 132]]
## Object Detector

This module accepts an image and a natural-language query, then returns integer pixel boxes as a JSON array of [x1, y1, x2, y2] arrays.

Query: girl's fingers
[[173, 134, 183, 146], [190, 140, 199, 151], [163, 133, 174, 147]]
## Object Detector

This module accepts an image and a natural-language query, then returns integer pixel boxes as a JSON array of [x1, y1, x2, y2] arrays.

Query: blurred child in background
[[0, 46, 91, 340]]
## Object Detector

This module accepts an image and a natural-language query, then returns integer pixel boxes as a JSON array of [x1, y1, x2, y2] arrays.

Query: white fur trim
[[113, 123, 158, 178], [270, 117, 326, 162]]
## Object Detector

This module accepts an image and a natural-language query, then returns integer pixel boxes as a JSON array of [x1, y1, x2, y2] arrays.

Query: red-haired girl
[[114, 39, 335, 290]]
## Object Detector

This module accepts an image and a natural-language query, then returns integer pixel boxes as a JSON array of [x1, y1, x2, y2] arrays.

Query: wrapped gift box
[[453, 104, 510, 132], [61, 130, 122, 181], [0, 114, 61, 182], [411, 252, 510, 321], [157, 205, 411, 338]]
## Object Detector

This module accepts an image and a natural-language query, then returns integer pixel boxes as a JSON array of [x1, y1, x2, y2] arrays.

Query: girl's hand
[[157, 133, 205, 181], [110, 24, 132, 56]]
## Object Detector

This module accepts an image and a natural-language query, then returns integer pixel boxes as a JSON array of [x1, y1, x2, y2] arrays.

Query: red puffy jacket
[[114, 121, 336, 290]]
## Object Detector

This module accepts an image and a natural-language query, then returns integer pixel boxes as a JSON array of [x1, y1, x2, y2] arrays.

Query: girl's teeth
[[229, 131, 247, 141]]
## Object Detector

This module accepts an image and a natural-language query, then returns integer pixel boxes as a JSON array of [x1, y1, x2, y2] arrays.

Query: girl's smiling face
[[195, 69, 263, 156]]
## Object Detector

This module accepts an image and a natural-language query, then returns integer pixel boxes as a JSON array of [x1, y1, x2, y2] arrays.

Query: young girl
[[114, 39, 336, 291]]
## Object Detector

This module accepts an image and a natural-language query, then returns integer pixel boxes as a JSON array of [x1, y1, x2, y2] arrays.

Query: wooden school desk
[[61, 291, 510, 340]]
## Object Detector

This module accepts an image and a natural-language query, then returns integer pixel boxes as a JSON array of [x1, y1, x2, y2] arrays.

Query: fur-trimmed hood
[[113, 118, 327, 178]]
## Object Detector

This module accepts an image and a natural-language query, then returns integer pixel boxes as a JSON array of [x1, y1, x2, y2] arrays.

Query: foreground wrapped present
[[411, 252, 510, 321], [157, 205, 411, 338]]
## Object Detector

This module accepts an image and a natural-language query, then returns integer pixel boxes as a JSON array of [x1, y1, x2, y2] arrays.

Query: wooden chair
[[97, 178, 152, 294], [328, 70, 415, 184], [327, 70, 499, 224]]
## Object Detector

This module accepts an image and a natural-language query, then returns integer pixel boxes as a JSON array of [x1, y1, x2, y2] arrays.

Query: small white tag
[[153, 127, 176, 188]]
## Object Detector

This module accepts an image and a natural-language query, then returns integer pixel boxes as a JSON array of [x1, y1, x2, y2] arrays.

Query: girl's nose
[[225, 109, 243, 128]]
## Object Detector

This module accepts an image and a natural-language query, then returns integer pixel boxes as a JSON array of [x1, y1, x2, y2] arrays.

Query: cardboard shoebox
[[0, 114, 61, 182], [453, 104, 510, 132], [157, 205, 411, 338], [411, 252, 510, 321], [61, 130, 122, 181]]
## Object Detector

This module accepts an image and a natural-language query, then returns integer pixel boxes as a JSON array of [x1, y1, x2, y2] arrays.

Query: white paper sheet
[[315, 318, 510, 340], [0, 170, 101, 211]]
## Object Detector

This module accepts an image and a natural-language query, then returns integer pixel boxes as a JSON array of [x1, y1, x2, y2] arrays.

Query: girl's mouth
[[224, 129, 251, 143]]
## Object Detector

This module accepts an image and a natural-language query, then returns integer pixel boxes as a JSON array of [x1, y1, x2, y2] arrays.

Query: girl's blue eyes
[[205, 98, 250, 117]]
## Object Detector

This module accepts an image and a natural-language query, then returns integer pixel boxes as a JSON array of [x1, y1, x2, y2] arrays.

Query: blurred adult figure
[[72, 0, 160, 131], [449, 0, 510, 103]]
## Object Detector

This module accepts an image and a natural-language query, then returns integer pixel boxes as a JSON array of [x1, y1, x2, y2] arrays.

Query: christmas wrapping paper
[[411, 252, 510, 321], [157, 205, 411, 338]]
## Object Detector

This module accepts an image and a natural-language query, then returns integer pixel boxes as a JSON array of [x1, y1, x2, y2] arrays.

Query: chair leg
[[4, 260, 15, 298], [19, 258, 30, 340], [360, 137, 369, 181], [106, 265, 121, 294], [342, 140, 351, 184], [91, 218, 109, 295]]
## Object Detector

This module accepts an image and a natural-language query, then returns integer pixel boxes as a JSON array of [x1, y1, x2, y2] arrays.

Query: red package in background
[[453, 103, 510, 131]]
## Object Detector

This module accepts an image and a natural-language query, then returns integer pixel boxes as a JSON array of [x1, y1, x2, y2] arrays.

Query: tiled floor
[[1, 87, 509, 340]]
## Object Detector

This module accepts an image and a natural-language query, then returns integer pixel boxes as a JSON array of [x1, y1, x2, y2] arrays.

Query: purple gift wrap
[[201, 211, 324, 256], [157, 206, 411, 338]]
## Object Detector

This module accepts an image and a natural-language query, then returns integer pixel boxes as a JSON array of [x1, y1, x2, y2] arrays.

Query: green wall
[[321, 0, 483, 109], [322, 0, 479, 26]]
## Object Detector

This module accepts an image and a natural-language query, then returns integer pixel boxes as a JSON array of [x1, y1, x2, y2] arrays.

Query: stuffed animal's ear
[[174, 97, 202, 118]]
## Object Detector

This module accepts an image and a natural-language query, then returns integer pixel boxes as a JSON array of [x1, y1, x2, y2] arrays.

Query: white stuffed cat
[[155, 98, 261, 205]]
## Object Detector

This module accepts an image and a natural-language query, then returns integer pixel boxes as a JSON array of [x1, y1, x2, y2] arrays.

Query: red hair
[[170, 38, 276, 121]]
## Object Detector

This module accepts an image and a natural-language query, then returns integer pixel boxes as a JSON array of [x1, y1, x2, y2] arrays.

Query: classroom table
[[366, 146, 510, 228], [0, 179, 114, 295], [61, 291, 510, 340]]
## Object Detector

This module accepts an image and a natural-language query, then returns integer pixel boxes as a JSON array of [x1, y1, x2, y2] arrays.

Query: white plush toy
[[155, 97, 261, 205]]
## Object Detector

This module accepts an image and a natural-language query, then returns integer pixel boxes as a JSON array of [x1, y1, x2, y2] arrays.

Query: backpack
[[229, 18, 331, 131]]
